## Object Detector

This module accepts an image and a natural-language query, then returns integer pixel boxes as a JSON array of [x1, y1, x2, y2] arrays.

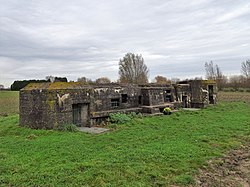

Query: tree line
[[2, 53, 250, 91], [10, 77, 68, 91], [205, 60, 250, 91], [85, 54, 250, 91]]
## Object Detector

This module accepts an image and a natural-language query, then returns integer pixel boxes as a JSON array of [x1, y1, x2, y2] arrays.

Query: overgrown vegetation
[[0, 102, 250, 186], [108, 112, 142, 124], [56, 123, 78, 132], [109, 112, 132, 124], [10, 77, 68, 91]]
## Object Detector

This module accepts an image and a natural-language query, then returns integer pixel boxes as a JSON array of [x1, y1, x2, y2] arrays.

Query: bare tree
[[241, 60, 250, 78], [95, 77, 111, 84], [194, 77, 203, 80], [171, 77, 180, 84], [45, 75, 55, 83], [229, 75, 242, 91], [45, 76, 67, 82], [77, 77, 93, 84], [214, 64, 224, 90], [215, 64, 222, 78], [205, 61, 224, 90], [219, 75, 228, 90], [119, 53, 149, 84], [205, 61, 215, 79], [205, 61, 222, 80], [154, 75, 171, 84]]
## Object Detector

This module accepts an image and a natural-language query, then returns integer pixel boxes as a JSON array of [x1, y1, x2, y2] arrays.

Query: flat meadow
[[0, 91, 19, 116], [218, 91, 250, 103], [0, 91, 250, 186]]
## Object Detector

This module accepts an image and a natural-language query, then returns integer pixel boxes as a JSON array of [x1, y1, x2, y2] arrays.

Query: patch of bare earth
[[196, 144, 250, 187]]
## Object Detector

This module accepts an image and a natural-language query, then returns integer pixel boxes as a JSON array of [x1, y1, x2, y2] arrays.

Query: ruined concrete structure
[[20, 80, 217, 129]]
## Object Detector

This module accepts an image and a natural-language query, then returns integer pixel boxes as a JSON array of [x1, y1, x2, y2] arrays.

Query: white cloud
[[0, 0, 250, 87], [216, 3, 250, 23]]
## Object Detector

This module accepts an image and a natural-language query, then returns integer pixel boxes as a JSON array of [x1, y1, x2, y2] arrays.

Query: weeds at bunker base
[[19, 80, 217, 129]]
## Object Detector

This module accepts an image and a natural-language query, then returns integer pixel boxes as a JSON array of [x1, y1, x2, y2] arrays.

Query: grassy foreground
[[0, 102, 250, 186]]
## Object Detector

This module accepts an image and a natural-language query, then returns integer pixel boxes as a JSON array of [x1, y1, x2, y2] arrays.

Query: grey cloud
[[0, 0, 250, 87]]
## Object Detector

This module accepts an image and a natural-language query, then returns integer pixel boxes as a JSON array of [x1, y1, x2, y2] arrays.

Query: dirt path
[[196, 144, 250, 187]]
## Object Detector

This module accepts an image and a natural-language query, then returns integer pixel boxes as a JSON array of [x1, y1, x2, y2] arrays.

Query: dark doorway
[[142, 91, 150, 106], [121, 94, 128, 103], [72, 103, 89, 127], [138, 95, 142, 105], [208, 85, 214, 104], [164, 90, 172, 102], [182, 95, 187, 108]]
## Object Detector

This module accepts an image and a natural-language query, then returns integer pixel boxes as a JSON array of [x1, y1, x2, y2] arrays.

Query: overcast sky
[[0, 0, 250, 87]]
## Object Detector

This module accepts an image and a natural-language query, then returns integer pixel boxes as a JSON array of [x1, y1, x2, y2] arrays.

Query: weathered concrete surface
[[78, 127, 109, 134]]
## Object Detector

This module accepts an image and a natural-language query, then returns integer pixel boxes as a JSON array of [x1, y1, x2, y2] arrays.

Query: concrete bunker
[[19, 80, 217, 129]]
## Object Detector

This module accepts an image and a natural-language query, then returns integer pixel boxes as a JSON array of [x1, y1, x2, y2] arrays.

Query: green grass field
[[0, 91, 19, 116], [1, 99, 250, 186]]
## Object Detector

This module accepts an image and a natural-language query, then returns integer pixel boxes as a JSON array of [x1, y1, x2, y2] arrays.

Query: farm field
[[0, 100, 250, 186], [218, 91, 250, 103], [0, 91, 19, 116]]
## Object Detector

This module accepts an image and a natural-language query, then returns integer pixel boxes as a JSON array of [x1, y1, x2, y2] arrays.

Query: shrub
[[135, 112, 143, 118], [127, 112, 137, 118], [127, 112, 143, 119], [109, 112, 132, 124], [57, 124, 78, 132], [109, 112, 144, 124], [163, 107, 172, 115]]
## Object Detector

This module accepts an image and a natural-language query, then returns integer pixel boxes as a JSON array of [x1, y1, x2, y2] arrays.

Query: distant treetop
[[119, 53, 149, 84]]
